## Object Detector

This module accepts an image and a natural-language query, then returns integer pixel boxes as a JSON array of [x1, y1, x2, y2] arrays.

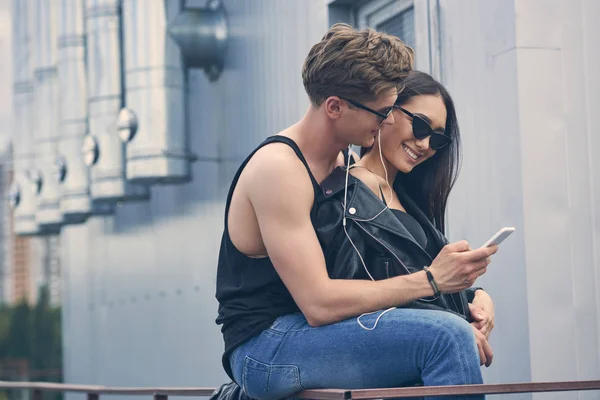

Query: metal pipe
[[119, 0, 228, 185], [120, 0, 192, 184], [168, 0, 228, 80], [85, 0, 149, 202], [10, 0, 43, 235], [32, 0, 63, 231], [58, 0, 113, 223]]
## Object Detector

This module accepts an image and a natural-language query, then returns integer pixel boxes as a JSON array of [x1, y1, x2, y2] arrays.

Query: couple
[[215, 23, 498, 400]]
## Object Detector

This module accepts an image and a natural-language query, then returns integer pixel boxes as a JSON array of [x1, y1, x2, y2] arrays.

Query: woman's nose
[[414, 135, 431, 150]]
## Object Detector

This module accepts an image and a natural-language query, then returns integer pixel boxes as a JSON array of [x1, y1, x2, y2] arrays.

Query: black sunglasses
[[394, 106, 452, 150], [338, 96, 393, 126]]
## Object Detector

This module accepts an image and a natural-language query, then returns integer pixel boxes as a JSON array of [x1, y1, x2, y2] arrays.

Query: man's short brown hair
[[302, 23, 414, 106]]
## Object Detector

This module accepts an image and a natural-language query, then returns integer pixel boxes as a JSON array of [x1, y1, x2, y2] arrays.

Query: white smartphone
[[481, 227, 515, 248]]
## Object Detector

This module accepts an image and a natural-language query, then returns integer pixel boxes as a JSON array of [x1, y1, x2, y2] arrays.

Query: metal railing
[[2, 380, 600, 399]]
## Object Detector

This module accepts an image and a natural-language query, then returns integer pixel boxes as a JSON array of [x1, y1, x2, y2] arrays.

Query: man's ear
[[324, 96, 343, 120]]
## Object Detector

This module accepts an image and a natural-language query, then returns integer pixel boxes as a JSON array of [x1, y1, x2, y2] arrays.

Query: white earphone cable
[[342, 129, 396, 331]]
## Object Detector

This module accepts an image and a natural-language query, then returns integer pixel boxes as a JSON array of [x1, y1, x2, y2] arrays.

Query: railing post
[[154, 394, 168, 400], [32, 389, 42, 400], [87, 393, 99, 400]]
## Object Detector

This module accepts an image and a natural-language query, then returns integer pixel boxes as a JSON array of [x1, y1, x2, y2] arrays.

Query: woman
[[315, 68, 495, 370], [318, 69, 474, 306]]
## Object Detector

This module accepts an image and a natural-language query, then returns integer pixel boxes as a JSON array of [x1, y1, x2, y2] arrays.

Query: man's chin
[[362, 136, 376, 148]]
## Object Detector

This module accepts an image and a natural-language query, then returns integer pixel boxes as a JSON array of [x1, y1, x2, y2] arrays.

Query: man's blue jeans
[[230, 309, 483, 400]]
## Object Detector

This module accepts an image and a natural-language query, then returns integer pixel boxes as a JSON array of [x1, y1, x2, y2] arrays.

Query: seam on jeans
[[269, 315, 307, 334], [229, 348, 238, 380], [427, 317, 472, 384], [269, 335, 288, 366], [242, 356, 251, 396], [267, 328, 285, 336], [242, 357, 248, 395], [265, 364, 270, 392], [297, 366, 305, 390], [267, 317, 307, 362], [260, 334, 303, 394]]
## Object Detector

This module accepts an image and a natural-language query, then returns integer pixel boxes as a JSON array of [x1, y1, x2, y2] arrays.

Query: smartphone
[[481, 227, 515, 248]]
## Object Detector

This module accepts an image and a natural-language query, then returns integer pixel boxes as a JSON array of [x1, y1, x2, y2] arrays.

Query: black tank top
[[390, 209, 428, 249], [215, 136, 322, 380]]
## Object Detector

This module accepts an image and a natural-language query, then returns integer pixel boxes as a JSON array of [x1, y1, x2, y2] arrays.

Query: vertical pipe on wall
[[32, 0, 63, 231], [58, 0, 113, 224], [85, 0, 149, 202], [10, 0, 44, 235]]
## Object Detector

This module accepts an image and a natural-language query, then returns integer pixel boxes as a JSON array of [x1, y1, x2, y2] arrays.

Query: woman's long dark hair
[[362, 70, 461, 233]]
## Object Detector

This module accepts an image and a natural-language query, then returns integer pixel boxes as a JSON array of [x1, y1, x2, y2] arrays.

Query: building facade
[[2, 1, 600, 400]]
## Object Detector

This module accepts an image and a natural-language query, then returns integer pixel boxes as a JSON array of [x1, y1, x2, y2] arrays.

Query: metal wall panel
[[443, 1, 600, 398], [440, 0, 531, 393], [514, 2, 600, 397], [441, 0, 531, 392], [582, 0, 600, 385]]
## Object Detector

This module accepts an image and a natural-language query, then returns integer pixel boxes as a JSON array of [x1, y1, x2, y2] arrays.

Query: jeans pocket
[[242, 356, 303, 400]]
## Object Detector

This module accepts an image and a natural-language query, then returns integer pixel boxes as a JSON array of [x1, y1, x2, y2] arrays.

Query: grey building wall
[[443, 1, 600, 399], [441, 0, 531, 391], [1, 0, 598, 399]]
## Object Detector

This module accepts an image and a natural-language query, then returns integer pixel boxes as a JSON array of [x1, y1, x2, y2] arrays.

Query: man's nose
[[383, 112, 395, 126]]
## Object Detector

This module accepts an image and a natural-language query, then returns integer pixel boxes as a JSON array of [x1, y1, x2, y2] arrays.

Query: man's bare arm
[[245, 145, 435, 326]]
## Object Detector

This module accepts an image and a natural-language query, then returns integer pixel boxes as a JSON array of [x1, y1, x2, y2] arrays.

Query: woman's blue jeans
[[230, 308, 483, 400]]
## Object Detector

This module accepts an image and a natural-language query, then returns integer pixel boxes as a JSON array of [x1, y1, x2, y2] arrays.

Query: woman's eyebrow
[[415, 113, 432, 124], [415, 113, 445, 133]]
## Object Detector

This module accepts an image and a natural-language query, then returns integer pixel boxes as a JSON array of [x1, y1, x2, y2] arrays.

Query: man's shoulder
[[240, 140, 314, 202], [244, 140, 308, 180], [250, 140, 300, 163]]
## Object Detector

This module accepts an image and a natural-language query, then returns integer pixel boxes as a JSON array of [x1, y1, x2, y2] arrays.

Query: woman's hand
[[472, 325, 494, 367], [428, 241, 498, 293], [469, 290, 495, 339]]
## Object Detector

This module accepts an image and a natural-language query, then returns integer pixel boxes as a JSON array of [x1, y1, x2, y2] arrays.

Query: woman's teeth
[[403, 144, 419, 160]]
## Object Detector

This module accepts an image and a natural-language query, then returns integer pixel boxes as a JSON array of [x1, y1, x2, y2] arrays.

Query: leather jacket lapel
[[321, 167, 432, 260]]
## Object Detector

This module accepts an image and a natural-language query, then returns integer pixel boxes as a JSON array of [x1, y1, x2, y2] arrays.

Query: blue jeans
[[230, 309, 483, 400]]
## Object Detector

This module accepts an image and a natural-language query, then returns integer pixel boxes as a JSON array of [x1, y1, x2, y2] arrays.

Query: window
[[375, 6, 415, 49], [356, 0, 415, 50], [328, 0, 442, 79]]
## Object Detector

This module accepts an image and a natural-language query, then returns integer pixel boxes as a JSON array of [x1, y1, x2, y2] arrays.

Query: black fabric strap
[[423, 266, 441, 297]]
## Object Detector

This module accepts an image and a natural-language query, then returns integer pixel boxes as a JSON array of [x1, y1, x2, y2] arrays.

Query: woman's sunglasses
[[394, 106, 452, 150]]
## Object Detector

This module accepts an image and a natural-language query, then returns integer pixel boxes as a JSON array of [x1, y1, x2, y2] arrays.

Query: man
[[215, 23, 496, 400]]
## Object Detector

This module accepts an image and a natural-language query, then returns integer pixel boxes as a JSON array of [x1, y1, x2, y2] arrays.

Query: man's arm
[[245, 145, 436, 326]]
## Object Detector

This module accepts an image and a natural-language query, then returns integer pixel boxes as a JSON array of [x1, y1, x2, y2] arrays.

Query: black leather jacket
[[315, 166, 476, 320]]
